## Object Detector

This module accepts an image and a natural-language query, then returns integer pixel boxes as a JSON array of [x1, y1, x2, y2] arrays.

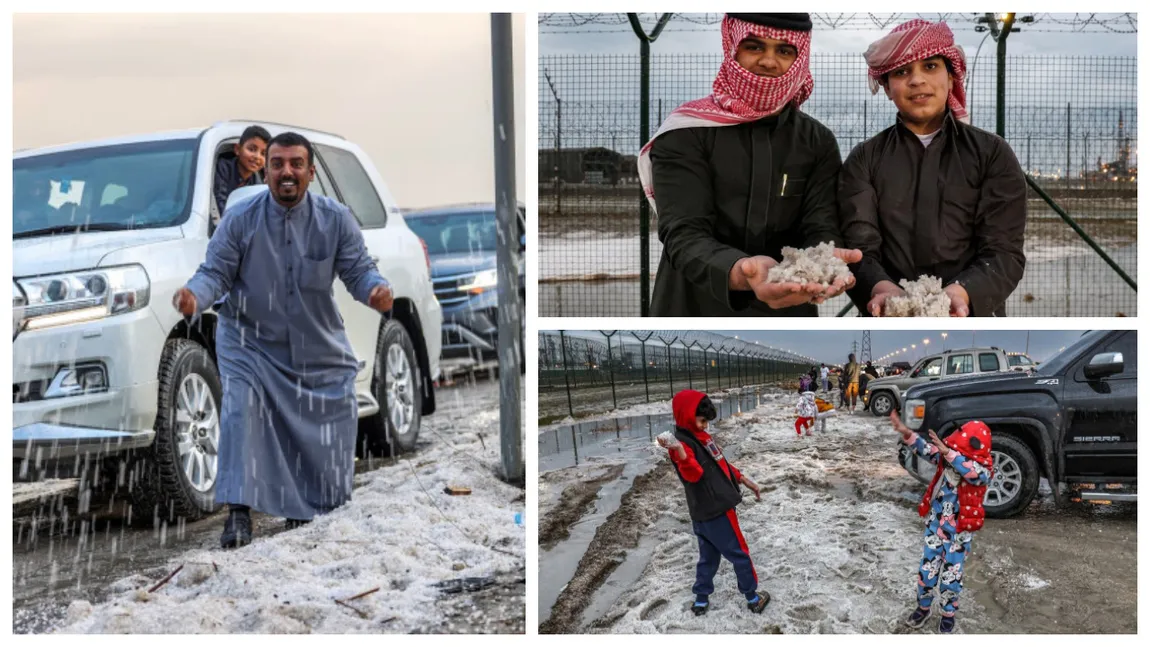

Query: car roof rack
[[212, 119, 345, 140]]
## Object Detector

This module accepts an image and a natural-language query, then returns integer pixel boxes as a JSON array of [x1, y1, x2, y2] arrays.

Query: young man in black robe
[[839, 19, 1027, 317], [638, 13, 862, 317]]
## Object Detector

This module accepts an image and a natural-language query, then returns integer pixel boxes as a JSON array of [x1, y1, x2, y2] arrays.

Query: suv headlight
[[458, 269, 498, 294], [904, 398, 926, 430], [15, 265, 150, 333]]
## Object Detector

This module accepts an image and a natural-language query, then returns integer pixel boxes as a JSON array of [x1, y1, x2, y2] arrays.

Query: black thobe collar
[[893, 108, 960, 141]]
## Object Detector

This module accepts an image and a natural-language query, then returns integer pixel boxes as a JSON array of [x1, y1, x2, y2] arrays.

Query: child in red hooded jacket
[[891, 411, 993, 634], [656, 389, 770, 616]]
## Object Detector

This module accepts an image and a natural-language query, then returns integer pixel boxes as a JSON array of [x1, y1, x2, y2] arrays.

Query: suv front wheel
[[359, 320, 423, 458], [129, 338, 224, 523], [984, 434, 1040, 518]]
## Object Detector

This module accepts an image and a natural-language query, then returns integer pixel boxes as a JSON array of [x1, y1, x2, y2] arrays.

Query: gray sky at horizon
[[13, 14, 526, 210], [540, 13, 1137, 57], [551, 330, 1100, 365]]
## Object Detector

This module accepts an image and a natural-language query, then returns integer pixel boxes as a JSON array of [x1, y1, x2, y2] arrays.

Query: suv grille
[[432, 272, 477, 307]]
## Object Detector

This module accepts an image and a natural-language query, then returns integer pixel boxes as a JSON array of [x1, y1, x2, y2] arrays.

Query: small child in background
[[795, 391, 817, 436], [798, 373, 813, 394]]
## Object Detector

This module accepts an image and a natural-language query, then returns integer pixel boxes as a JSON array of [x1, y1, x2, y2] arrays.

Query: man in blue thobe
[[174, 132, 393, 548]]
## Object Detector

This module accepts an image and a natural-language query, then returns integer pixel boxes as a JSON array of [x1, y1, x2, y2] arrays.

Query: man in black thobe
[[638, 13, 861, 317], [840, 19, 1027, 317]]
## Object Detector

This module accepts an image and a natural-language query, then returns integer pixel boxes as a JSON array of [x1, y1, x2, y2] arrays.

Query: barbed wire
[[539, 13, 1137, 34], [541, 330, 819, 364]]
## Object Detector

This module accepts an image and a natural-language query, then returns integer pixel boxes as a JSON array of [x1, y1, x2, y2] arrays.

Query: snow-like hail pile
[[884, 276, 951, 317], [596, 402, 1002, 634], [56, 408, 524, 634], [766, 242, 851, 286]]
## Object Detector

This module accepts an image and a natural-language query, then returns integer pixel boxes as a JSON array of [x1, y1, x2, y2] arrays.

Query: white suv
[[12, 120, 442, 521]]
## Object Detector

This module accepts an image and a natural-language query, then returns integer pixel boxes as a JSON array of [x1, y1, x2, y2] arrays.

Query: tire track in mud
[[538, 464, 675, 634], [539, 464, 626, 551]]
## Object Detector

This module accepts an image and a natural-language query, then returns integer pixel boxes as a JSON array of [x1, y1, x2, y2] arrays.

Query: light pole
[[941, 332, 948, 350]]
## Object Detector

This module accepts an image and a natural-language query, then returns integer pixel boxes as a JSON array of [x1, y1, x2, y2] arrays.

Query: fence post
[[665, 342, 673, 397], [686, 344, 693, 390], [559, 330, 575, 419], [994, 13, 1016, 138], [628, 13, 673, 318], [1065, 102, 1071, 193], [703, 347, 710, 392], [602, 331, 618, 410]]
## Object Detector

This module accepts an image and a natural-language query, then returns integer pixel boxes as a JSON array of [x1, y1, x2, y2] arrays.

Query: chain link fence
[[538, 50, 1137, 317], [538, 330, 815, 423]]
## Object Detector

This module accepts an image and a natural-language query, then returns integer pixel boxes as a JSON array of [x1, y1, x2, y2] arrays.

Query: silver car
[[863, 347, 1032, 416]]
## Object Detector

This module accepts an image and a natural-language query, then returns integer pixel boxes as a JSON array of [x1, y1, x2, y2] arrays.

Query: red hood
[[672, 390, 707, 434], [946, 420, 993, 467]]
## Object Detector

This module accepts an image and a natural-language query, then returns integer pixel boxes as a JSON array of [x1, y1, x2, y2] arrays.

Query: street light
[[941, 332, 948, 349]]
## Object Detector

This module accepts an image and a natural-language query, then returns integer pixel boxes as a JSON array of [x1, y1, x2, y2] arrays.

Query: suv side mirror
[[1084, 352, 1123, 379]]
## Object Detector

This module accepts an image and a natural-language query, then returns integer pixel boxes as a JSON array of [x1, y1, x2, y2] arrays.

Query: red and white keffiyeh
[[864, 19, 969, 124], [637, 15, 814, 214]]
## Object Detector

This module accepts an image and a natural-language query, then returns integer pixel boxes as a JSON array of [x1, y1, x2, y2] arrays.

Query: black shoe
[[906, 606, 932, 629], [746, 591, 771, 614], [691, 601, 709, 616], [285, 518, 312, 530], [220, 507, 252, 549], [938, 615, 956, 634]]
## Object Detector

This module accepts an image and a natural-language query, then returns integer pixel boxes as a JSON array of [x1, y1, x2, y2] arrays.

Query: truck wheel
[[869, 391, 896, 416], [984, 434, 1040, 519], [130, 338, 223, 524], [359, 320, 423, 458]]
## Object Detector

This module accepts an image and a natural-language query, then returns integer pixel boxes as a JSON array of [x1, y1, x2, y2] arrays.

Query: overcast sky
[[540, 13, 1137, 56], [13, 14, 525, 210], [554, 330, 1096, 365]]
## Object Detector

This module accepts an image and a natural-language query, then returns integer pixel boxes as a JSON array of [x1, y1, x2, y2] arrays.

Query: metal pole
[[603, 331, 618, 410], [559, 330, 574, 419], [995, 13, 1016, 138], [491, 14, 522, 483], [629, 14, 672, 318], [666, 343, 673, 397], [1066, 103, 1071, 193], [703, 348, 709, 392], [686, 345, 693, 390], [641, 340, 650, 402]]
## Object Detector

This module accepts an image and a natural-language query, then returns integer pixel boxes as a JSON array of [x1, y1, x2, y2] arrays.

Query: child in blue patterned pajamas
[[891, 411, 993, 634]]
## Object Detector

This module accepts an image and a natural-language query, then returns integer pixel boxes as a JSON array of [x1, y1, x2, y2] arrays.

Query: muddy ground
[[13, 379, 525, 634], [538, 398, 1137, 634]]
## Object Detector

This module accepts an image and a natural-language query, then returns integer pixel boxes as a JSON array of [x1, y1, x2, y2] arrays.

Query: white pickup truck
[[12, 120, 442, 522]]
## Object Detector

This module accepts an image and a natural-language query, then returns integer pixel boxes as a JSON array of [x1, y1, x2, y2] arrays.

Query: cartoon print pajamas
[[907, 436, 991, 617]]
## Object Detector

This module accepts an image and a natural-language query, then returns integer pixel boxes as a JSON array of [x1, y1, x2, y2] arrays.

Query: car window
[[912, 357, 943, 378], [946, 354, 974, 375], [314, 144, 387, 229], [979, 353, 1001, 372], [308, 152, 333, 197], [1085, 332, 1137, 380], [13, 139, 197, 236], [407, 210, 497, 255]]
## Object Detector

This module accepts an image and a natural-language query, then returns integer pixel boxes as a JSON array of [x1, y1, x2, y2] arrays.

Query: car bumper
[[13, 307, 167, 463]]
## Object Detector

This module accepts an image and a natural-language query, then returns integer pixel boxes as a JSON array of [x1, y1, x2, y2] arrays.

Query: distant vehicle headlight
[[15, 265, 150, 333], [458, 269, 498, 294]]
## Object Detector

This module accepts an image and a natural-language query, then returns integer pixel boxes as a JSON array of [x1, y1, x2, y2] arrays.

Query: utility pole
[[861, 331, 872, 363], [491, 13, 522, 484]]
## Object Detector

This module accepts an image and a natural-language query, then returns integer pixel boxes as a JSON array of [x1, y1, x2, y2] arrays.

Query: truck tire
[[984, 434, 1040, 519], [869, 391, 897, 416], [130, 338, 224, 524], [359, 320, 423, 458]]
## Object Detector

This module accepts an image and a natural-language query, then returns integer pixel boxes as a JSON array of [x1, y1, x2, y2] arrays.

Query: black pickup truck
[[898, 330, 1136, 518]]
